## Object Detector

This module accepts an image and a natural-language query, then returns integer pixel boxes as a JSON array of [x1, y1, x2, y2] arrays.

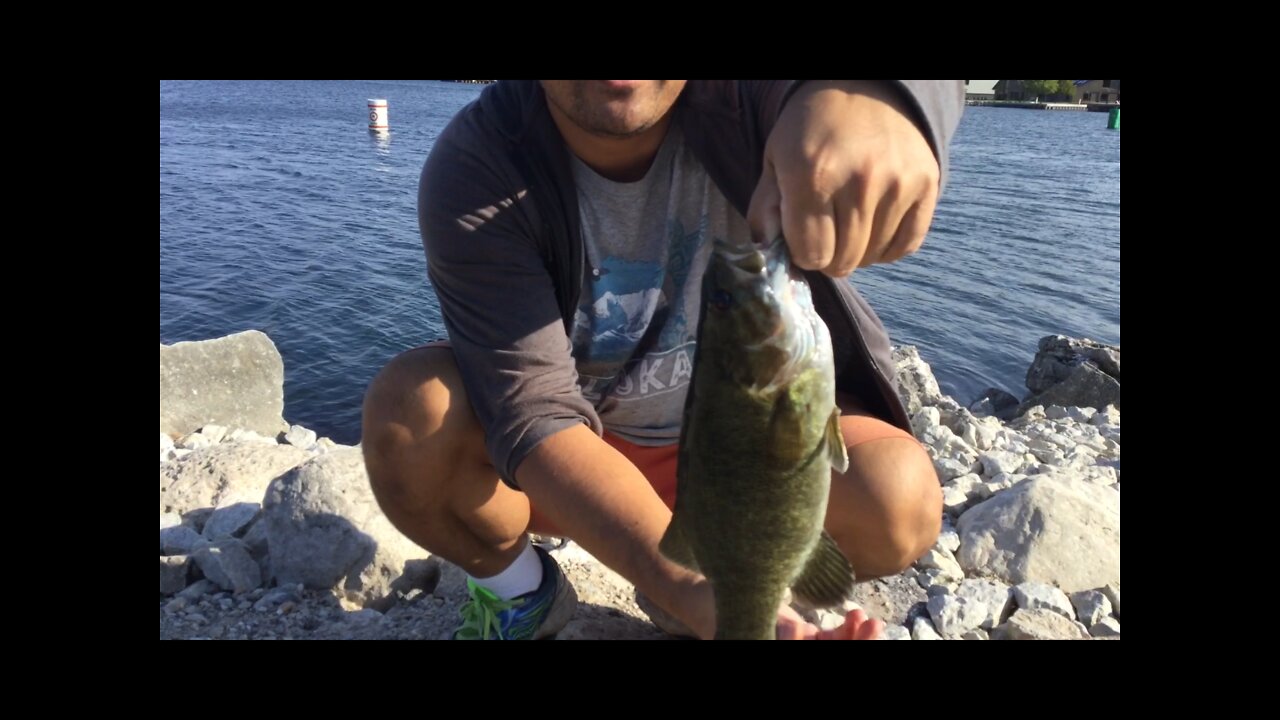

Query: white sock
[[468, 538, 544, 600]]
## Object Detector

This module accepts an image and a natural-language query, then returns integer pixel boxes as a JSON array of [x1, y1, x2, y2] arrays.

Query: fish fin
[[790, 530, 856, 609], [827, 408, 849, 475], [658, 511, 700, 572]]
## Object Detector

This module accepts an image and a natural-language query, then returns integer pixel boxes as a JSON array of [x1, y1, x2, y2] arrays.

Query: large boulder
[[1019, 335, 1120, 413], [263, 447, 440, 610], [160, 442, 310, 519], [956, 475, 1120, 593], [161, 330, 289, 438]]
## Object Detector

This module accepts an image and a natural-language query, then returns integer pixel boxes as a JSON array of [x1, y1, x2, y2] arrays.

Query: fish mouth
[[708, 236, 830, 392]]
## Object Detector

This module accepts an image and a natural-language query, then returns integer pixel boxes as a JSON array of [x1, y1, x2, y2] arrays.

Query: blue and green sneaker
[[453, 545, 578, 640]]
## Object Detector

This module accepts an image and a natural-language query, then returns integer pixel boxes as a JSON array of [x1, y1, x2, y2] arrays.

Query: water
[[160, 82, 1119, 444]]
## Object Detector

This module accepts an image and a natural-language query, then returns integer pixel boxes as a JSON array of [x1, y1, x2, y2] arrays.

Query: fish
[[659, 235, 854, 640]]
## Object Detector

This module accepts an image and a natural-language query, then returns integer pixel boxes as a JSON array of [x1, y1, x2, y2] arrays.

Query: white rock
[[911, 617, 943, 640], [955, 578, 1013, 629], [881, 625, 911, 640], [161, 433, 175, 452], [957, 475, 1120, 593], [934, 457, 972, 483], [1090, 405, 1120, 426], [992, 609, 1089, 640], [1070, 590, 1113, 627], [179, 431, 215, 450], [979, 450, 1028, 478], [1089, 617, 1120, 637], [200, 424, 229, 444], [936, 527, 961, 554], [1067, 407, 1096, 423], [284, 424, 318, 449], [927, 590, 987, 635], [1102, 583, 1120, 617], [1013, 582, 1075, 619], [916, 548, 964, 580]]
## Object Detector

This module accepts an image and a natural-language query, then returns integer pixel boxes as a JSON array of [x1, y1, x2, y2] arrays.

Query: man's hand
[[776, 604, 885, 640], [748, 80, 940, 277]]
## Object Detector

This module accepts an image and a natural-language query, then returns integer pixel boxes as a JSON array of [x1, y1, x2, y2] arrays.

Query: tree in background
[[1021, 80, 1065, 101]]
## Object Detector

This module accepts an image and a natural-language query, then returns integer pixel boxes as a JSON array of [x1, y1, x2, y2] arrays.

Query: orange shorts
[[526, 404, 918, 537]]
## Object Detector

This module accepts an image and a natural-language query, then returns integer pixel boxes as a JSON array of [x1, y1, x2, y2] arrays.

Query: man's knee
[[361, 346, 480, 513], [829, 437, 942, 578]]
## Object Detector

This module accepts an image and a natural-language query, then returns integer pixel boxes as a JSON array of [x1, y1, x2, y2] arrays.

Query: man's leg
[[825, 394, 942, 580], [361, 345, 540, 579]]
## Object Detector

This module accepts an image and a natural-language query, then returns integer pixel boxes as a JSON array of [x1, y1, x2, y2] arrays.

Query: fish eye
[[711, 289, 733, 310]]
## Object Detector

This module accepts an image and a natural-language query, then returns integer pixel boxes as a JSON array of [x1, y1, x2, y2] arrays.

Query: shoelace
[[455, 580, 521, 640]]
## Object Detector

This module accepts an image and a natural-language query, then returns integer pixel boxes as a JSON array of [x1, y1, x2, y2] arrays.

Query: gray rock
[[161, 525, 204, 556], [254, 587, 302, 612], [911, 616, 943, 640], [160, 555, 191, 595], [284, 424, 318, 449], [955, 578, 1013, 629], [202, 502, 261, 540], [969, 388, 1020, 421], [1089, 617, 1121, 637], [160, 442, 310, 517], [979, 450, 1029, 478], [893, 346, 946, 415], [177, 579, 217, 603], [241, 517, 270, 562], [942, 474, 986, 514], [1025, 335, 1120, 394], [992, 609, 1090, 640], [960, 629, 989, 640], [191, 538, 262, 593], [880, 625, 911, 640], [1019, 363, 1120, 416], [1013, 582, 1075, 619], [912, 407, 942, 436], [957, 475, 1120, 593], [1070, 590, 1113, 627], [916, 548, 964, 582], [933, 457, 972, 483], [1102, 583, 1120, 617], [936, 527, 960, 555], [263, 447, 439, 610], [927, 590, 987, 635], [160, 330, 290, 438]]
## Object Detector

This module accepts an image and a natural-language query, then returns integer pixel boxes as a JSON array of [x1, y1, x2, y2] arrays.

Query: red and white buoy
[[368, 99, 389, 133]]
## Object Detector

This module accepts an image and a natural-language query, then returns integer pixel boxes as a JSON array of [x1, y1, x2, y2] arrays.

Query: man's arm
[[743, 80, 965, 276], [516, 423, 717, 639]]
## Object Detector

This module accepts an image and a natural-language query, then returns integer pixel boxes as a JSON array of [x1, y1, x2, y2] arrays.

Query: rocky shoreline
[[160, 331, 1119, 640]]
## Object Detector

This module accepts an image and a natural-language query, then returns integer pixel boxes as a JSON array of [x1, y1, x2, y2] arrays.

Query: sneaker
[[453, 545, 577, 640]]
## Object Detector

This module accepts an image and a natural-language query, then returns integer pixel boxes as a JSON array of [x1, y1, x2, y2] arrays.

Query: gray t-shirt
[[568, 125, 753, 445]]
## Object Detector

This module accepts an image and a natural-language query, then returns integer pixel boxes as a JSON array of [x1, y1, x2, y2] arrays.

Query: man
[[363, 80, 964, 640]]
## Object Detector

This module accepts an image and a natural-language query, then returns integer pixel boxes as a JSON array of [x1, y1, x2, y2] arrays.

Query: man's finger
[[780, 178, 836, 271], [747, 159, 783, 246]]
